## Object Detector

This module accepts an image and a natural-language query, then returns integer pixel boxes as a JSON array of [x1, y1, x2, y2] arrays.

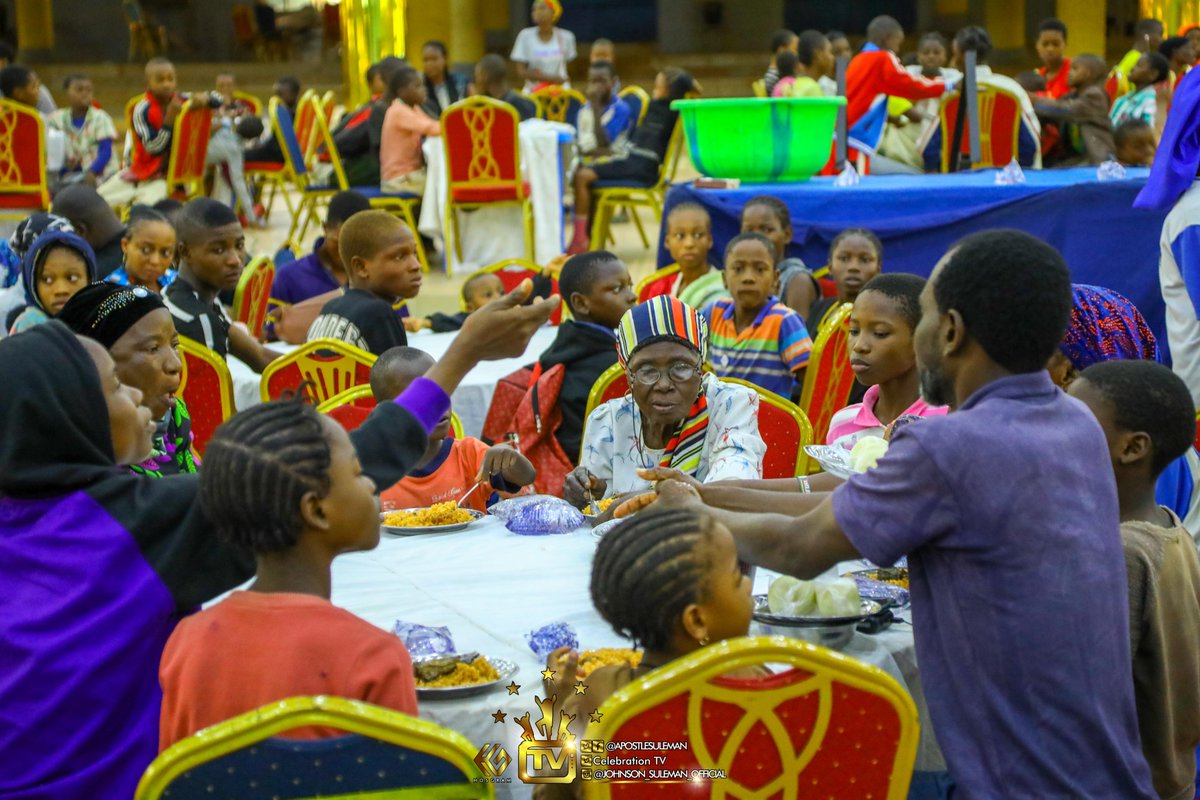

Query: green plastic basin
[[671, 97, 846, 182]]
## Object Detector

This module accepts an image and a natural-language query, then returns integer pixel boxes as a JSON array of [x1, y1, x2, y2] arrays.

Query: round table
[[329, 517, 943, 799]]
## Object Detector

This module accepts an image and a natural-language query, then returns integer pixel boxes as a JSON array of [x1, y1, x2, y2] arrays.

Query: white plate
[[803, 445, 855, 480], [414, 655, 518, 699], [380, 509, 485, 536]]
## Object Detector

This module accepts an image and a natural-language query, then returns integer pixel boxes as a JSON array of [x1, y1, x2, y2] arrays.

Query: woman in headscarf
[[564, 295, 765, 507], [58, 281, 196, 477], [7, 228, 96, 334], [510, 0, 577, 93]]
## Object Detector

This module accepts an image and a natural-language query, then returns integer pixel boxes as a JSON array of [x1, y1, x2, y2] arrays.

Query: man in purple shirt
[[643, 230, 1155, 798]]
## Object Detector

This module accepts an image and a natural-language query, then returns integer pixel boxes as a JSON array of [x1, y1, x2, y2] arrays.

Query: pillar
[[15, 0, 55, 59], [449, 0, 484, 64], [985, 0, 1027, 49], [341, 0, 407, 108], [1057, 0, 1106, 56]]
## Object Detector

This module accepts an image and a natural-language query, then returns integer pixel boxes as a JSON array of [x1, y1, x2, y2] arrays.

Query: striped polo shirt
[[707, 295, 812, 398]]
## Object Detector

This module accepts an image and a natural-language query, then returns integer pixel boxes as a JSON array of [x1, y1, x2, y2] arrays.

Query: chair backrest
[[584, 362, 629, 423], [720, 377, 813, 478], [751, 79, 767, 98], [0, 99, 49, 212], [531, 85, 587, 126], [233, 90, 263, 115], [260, 337, 377, 403], [619, 85, 650, 125], [166, 98, 214, 198], [441, 96, 525, 198], [472, 259, 564, 323], [308, 94, 351, 188], [1104, 69, 1124, 109], [654, 118, 686, 190], [233, 255, 275, 340], [317, 384, 377, 431], [267, 96, 308, 181], [292, 89, 320, 161], [320, 90, 337, 125], [135, 695, 492, 800], [937, 86, 1022, 172], [177, 336, 235, 457], [273, 240, 299, 266], [634, 263, 681, 302], [798, 302, 855, 473], [585, 636, 918, 800], [230, 4, 256, 43]]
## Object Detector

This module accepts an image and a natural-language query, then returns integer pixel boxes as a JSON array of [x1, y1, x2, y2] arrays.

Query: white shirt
[[510, 26, 577, 93], [1158, 180, 1200, 406]]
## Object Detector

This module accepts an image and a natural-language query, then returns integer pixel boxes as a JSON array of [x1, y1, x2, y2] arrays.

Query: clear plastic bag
[[527, 622, 579, 660], [392, 621, 456, 658], [489, 495, 585, 535]]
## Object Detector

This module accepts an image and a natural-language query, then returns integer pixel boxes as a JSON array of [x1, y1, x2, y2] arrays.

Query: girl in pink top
[[380, 66, 441, 195], [827, 274, 948, 449]]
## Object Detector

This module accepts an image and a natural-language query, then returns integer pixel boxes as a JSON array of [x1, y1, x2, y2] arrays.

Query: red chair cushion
[[0, 192, 48, 209], [450, 182, 530, 203], [245, 161, 285, 172], [757, 401, 802, 479]]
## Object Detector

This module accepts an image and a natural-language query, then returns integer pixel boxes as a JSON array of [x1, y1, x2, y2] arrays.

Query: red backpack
[[482, 364, 574, 497]]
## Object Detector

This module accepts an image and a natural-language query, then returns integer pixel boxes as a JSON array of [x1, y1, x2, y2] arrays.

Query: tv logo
[[515, 694, 576, 784]]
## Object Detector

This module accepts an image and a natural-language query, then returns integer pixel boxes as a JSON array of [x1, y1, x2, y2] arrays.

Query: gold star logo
[[492, 709, 507, 724], [541, 667, 556, 681], [506, 681, 521, 696], [573, 681, 588, 695], [589, 709, 604, 723]]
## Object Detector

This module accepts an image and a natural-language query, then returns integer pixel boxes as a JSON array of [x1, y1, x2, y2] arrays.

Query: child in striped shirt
[[707, 232, 812, 399]]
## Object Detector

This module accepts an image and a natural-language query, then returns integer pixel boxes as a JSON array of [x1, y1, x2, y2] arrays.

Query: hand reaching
[[563, 466, 606, 509], [456, 279, 559, 361]]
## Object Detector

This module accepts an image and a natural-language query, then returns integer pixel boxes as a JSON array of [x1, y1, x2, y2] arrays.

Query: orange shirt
[[159, 591, 417, 750], [381, 436, 511, 513], [380, 100, 440, 181]]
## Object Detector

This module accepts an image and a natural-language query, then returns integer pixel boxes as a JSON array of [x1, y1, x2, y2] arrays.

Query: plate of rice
[[557, 648, 642, 678], [381, 502, 485, 535], [413, 653, 518, 699]]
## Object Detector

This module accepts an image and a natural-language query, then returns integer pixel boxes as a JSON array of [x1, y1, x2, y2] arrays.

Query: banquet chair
[[634, 263, 681, 302], [584, 362, 630, 423], [721, 377, 813, 479], [936, 86, 1022, 172], [232, 255, 275, 341], [474, 259, 566, 324], [619, 85, 650, 125], [798, 302, 855, 473], [531, 85, 586, 127], [260, 338, 376, 403], [751, 79, 767, 98], [299, 96, 429, 271], [318, 386, 465, 438], [177, 336, 236, 457], [292, 89, 320, 160], [164, 98, 214, 201], [245, 97, 309, 228], [589, 118, 684, 251], [441, 96, 535, 263], [319, 90, 337, 126], [0, 99, 50, 218], [232, 91, 264, 115], [134, 695, 492, 800], [584, 636, 918, 800]]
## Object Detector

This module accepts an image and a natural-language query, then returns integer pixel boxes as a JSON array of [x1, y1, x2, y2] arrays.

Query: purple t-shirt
[[831, 372, 1153, 799]]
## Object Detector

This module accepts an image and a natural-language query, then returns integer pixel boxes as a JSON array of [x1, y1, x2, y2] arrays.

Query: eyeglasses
[[629, 361, 702, 386]]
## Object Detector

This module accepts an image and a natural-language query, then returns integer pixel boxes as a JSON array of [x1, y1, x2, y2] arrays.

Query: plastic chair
[[798, 302, 855, 473], [233, 91, 264, 115], [618, 85, 650, 125], [634, 263, 681, 302], [319, 386, 464, 437], [441, 96, 534, 263], [0, 99, 50, 218], [721, 377, 813, 479], [165, 97, 214, 201], [319, 90, 337, 126], [937, 86, 1022, 172], [260, 338, 377, 403], [300, 95, 429, 271], [751, 79, 767, 98], [584, 636, 919, 800], [590, 118, 684, 251], [135, 695, 492, 800], [245, 97, 309, 227], [233, 255, 275, 341], [531, 85, 587, 127], [292, 89, 320, 160], [177, 337, 236, 457], [583, 362, 630, 423]]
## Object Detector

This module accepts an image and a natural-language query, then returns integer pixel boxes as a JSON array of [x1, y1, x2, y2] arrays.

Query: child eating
[[536, 507, 756, 800], [405, 271, 505, 333], [157, 399, 420, 749], [641, 203, 725, 308], [8, 229, 96, 335], [708, 232, 812, 398], [539, 250, 637, 463], [807, 227, 883, 334], [308, 210, 423, 355], [1067, 360, 1200, 800], [739, 195, 817, 319], [826, 274, 947, 450], [108, 206, 177, 292], [371, 347, 535, 512]]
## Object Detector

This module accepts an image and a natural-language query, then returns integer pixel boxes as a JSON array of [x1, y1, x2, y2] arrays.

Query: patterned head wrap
[[1059, 284, 1159, 370], [58, 281, 168, 349], [616, 295, 708, 367], [9, 214, 74, 261], [541, 0, 563, 22]]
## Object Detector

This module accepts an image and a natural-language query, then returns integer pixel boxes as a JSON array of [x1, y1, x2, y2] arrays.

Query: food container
[[671, 97, 846, 183], [751, 595, 883, 651]]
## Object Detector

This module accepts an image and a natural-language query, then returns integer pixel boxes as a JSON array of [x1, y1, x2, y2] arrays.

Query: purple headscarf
[[1060, 284, 1160, 370]]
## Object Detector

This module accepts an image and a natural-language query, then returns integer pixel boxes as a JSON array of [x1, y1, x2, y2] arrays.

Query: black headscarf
[[58, 282, 168, 350]]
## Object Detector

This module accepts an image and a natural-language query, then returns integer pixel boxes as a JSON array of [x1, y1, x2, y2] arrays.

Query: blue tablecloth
[[661, 167, 1171, 353]]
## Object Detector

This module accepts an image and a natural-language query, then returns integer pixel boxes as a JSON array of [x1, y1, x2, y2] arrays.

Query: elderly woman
[[564, 296, 764, 507], [58, 281, 195, 477]]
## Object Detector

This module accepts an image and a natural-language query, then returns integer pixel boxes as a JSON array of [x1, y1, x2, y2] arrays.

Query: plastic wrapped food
[[849, 435, 888, 472], [815, 577, 862, 617], [392, 621, 456, 658], [526, 622, 579, 660], [490, 495, 584, 535], [767, 576, 861, 618]]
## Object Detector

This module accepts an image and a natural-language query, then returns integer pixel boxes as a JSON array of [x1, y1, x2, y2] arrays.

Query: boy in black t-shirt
[[307, 210, 422, 355], [163, 199, 279, 372]]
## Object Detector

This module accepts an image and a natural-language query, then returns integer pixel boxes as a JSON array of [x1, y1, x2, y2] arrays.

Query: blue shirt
[[832, 372, 1154, 798]]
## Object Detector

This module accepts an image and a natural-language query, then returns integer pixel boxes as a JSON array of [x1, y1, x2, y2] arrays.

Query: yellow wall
[[1058, 0, 1107, 55], [936, 0, 969, 15], [985, 0, 1026, 48], [16, 0, 55, 51], [406, 0, 486, 62]]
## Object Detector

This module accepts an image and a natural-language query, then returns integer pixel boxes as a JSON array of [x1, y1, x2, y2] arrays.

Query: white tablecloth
[[228, 327, 561, 438], [327, 520, 938, 799], [419, 119, 574, 274]]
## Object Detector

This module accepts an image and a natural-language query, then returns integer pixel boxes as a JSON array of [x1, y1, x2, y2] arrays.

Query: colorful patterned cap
[[616, 295, 708, 366], [1060, 284, 1159, 370]]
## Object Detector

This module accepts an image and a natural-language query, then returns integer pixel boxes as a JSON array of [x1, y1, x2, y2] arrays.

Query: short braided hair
[[590, 508, 719, 651], [200, 400, 333, 554]]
